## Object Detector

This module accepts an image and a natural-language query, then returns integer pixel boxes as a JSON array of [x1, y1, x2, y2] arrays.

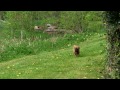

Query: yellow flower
[[68, 44, 71, 47], [83, 77, 87, 79], [36, 68, 38, 70], [7, 66, 10, 69]]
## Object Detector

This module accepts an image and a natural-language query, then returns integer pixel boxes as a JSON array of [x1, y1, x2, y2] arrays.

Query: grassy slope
[[0, 33, 107, 79]]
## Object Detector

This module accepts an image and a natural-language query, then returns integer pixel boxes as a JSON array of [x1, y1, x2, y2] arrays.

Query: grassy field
[[0, 32, 107, 79]]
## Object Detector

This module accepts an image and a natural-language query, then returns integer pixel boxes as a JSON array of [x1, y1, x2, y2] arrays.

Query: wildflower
[[7, 66, 10, 69], [36, 68, 38, 70], [83, 77, 87, 79], [68, 44, 71, 47]]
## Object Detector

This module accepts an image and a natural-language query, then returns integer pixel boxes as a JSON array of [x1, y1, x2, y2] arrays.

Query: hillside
[[0, 33, 107, 79]]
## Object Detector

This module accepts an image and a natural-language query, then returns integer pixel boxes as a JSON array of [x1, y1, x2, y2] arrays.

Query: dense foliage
[[4, 11, 104, 32], [104, 11, 120, 79]]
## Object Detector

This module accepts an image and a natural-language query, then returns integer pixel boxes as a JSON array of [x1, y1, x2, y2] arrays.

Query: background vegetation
[[104, 11, 120, 79], [0, 11, 117, 79]]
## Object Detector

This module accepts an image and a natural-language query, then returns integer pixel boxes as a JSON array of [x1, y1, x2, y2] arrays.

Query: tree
[[104, 11, 120, 79]]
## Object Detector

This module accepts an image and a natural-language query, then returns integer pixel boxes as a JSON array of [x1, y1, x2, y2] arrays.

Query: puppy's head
[[73, 45, 80, 56]]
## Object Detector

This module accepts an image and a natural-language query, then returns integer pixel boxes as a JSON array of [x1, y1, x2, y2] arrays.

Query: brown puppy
[[73, 45, 80, 56]]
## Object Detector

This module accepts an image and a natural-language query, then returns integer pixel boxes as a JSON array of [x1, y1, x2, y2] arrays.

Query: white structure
[[34, 26, 42, 30]]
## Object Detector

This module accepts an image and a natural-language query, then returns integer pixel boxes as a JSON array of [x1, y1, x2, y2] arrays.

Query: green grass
[[0, 33, 107, 79], [0, 31, 95, 62]]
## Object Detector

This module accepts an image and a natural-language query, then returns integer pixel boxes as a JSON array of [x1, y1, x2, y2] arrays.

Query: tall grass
[[0, 30, 99, 62]]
